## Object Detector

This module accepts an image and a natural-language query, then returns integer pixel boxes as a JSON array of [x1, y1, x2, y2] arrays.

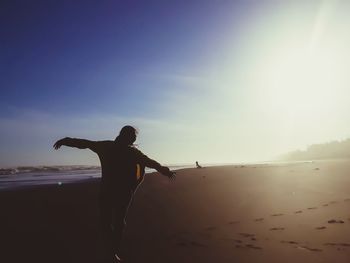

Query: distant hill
[[280, 138, 350, 161]]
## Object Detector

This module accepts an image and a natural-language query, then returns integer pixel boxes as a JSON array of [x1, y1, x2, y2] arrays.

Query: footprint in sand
[[270, 227, 285, 231], [245, 244, 262, 250], [307, 207, 318, 210], [238, 233, 255, 238], [254, 218, 264, 222], [330, 201, 338, 205], [221, 238, 243, 244], [322, 204, 329, 207], [324, 242, 350, 247], [295, 210, 303, 214], [297, 246, 322, 252], [328, 219, 344, 224], [315, 226, 327, 230], [344, 198, 350, 202], [228, 221, 240, 225], [271, 213, 284, 217], [281, 240, 299, 244]]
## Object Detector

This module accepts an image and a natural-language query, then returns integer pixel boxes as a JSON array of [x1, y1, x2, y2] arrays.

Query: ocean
[[0, 165, 194, 190]]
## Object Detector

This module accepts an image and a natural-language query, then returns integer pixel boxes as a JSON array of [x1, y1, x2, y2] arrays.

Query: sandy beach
[[2, 160, 350, 263]]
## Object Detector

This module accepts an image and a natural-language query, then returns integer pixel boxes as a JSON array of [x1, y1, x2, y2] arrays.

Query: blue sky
[[1, 0, 350, 166], [2, 1, 245, 115]]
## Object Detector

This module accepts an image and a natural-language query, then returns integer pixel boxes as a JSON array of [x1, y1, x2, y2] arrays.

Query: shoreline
[[0, 159, 346, 191]]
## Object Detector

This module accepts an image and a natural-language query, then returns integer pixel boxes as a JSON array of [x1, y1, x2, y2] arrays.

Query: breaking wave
[[0, 165, 100, 176]]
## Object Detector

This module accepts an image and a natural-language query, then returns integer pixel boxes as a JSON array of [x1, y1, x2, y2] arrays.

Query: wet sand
[[2, 160, 350, 262]]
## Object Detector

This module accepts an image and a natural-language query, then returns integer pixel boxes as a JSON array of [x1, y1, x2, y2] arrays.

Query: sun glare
[[261, 45, 343, 116]]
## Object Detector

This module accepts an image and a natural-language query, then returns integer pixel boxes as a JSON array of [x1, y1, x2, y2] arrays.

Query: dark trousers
[[99, 189, 134, 260]]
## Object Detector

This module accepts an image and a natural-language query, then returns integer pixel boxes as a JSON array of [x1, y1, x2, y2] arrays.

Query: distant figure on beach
[[196, 161, 202, 169], [53, 125, 176, 263]]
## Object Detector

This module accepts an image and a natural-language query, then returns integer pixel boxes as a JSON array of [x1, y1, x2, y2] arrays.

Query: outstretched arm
[[144, 158, 176, 180], [53, 137, 97, 150]]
